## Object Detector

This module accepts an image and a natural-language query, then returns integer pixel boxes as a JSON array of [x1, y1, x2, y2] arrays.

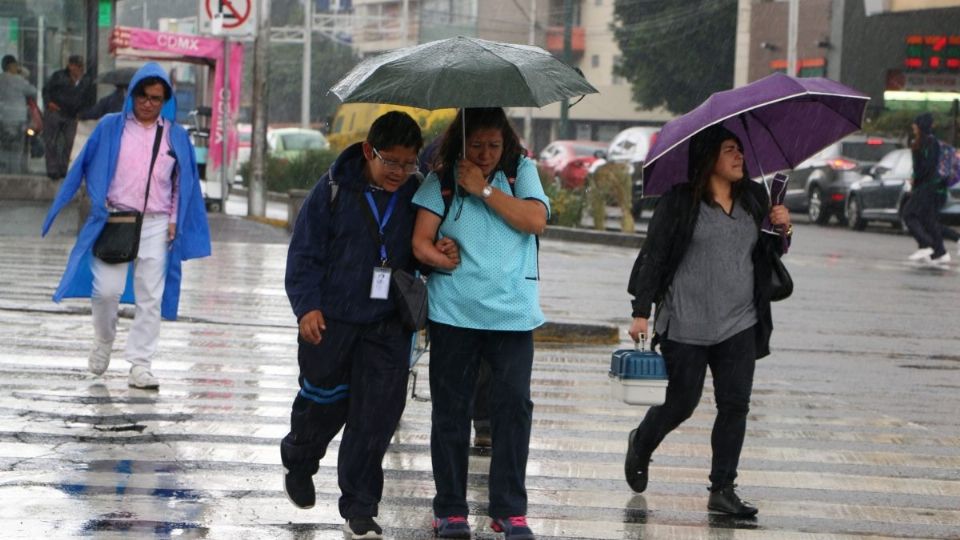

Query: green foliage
[[538, 166, 584, 227], [238, 149, 339, 193], [612, 0, 737, 114], [264, 39, 361, 126]]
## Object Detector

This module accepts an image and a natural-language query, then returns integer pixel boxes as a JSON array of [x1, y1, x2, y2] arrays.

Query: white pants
[[91, 213, 169, 369]]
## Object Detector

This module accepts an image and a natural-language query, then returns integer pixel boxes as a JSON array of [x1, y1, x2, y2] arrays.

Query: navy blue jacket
[[286, 142, 418, 324]]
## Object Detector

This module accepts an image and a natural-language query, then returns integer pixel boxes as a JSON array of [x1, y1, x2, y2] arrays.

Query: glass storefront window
[[1, 0, 89, 176]]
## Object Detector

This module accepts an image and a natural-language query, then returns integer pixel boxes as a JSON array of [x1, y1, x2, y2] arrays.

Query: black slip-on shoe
[[283, 467, 315, 509], [624, 428, 652, 493], [707, 485, 759, 517], [344, 516, 384, 539]]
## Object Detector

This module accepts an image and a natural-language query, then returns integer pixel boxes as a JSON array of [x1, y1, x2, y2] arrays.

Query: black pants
[[903, 185, 946, 258], [429, 322, 534, 518], [42, 108, 77, 179], [280, 317, 410, 519], [633, 325, 757, 490]]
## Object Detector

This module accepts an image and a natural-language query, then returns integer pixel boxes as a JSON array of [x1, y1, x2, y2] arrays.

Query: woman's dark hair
[[132, 76, 171, 101], [434, 108, 524, 177], [687, 123, 748, 208]]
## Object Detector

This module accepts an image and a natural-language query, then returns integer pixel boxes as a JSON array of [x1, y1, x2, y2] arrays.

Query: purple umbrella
[[642, 73, 870, 197]]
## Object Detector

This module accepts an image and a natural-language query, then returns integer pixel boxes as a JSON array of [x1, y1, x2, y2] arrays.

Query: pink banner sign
[[109, 26, 244, 172]]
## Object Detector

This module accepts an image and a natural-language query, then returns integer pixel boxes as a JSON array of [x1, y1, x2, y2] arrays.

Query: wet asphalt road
[[0, 215, 959, 538]]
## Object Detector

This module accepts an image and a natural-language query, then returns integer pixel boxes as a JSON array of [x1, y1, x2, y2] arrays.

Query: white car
[[266, 127, 330, 160]]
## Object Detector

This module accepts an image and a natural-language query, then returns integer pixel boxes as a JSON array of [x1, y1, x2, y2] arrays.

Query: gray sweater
[[0, 72, 37, 125], [655, 200, 758, 346]]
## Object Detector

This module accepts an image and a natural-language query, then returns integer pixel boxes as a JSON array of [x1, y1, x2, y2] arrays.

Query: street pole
[[301, 0, 312, 128], [953, 98, 958, 147], [787, 0, 798, 76], [222, 35, 230, 212], [249, 0, 270, 218], [401, 0, 409, 46], [524, 0, 536, 148], [559, 0, 572, 140]]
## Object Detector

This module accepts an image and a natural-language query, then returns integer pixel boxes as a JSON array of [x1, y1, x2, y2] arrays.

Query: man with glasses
[[282, 112, 458, 538], [42, 62, 210, 390], [42, 55, 94, 180]]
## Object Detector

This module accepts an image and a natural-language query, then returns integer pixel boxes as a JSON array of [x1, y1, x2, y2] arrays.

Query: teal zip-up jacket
[[41, 62, 211, 320]]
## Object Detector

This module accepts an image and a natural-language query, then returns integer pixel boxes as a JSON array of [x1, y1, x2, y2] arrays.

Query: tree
[[266, 36, 360, 126], [612, 0, 737, 115]]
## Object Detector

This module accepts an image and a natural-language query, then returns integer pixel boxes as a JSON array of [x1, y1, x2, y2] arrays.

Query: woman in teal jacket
[[41, 62, 210, 386]]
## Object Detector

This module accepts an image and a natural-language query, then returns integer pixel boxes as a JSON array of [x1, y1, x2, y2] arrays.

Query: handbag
[[391, 269, 428, 332], [93, 124, 164, 264], [769, 250, 793, 302]]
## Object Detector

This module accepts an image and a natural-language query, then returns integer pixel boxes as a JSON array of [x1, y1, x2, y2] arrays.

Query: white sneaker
[[930, 252, 952, 265], [128, 366, 159, 390], [908, 247, 934, 261], [88, 341, 112, 376]]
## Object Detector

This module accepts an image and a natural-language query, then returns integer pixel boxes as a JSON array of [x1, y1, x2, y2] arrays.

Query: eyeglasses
[[372, 147, 419, 175], [135, 94, 165, 105]]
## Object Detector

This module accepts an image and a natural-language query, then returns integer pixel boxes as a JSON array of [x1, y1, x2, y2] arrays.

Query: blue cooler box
[[609, 348, 668, 406]]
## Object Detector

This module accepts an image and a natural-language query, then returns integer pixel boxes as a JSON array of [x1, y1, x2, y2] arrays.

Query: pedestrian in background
[[42, 54, 94, 180], [0, 55, 37, 173], [412, 107, 548, 539], [625, 124, 791, 518], [904, 112, 951, 264], [41, 63, 210, 389], [80, 83, 127, 121], [282, 111, 457, 539]]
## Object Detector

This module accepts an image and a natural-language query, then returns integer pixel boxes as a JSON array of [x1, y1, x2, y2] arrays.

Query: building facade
[[736, 0, 960, 118]]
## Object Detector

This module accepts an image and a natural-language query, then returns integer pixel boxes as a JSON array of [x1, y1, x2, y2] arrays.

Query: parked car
[[266, 127, 330, 161], [845, 148, 960, 230], [783, 134, 902, 225], [587, 126, 660, 219], [537, 140, 607, 189]]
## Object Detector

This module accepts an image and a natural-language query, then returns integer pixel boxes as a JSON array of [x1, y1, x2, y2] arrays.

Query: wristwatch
[[481, 185, 494, 199]]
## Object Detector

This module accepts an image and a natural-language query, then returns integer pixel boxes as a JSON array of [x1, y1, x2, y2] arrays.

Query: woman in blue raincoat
[[41, 62, 210, 389]]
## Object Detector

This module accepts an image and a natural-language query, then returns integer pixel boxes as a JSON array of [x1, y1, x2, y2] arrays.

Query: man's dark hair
[[366, 111, 423, 152], [67, 55, 84, 67], [132, 76, 171, 102], [2, 55, 16, 72]]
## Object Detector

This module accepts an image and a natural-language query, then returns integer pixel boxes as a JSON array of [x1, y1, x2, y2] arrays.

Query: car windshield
[[841, 141, 900, 163], [281, 133, 325, 151]]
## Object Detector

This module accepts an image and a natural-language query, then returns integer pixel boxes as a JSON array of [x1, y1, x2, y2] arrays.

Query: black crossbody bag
[[93, 124, 164, 264]]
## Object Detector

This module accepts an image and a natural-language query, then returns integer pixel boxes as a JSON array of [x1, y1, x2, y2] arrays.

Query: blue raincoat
[[41, 62, 211, 320]]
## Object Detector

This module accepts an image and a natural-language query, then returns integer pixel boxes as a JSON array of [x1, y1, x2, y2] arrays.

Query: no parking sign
[[198, 0, 256, 37]]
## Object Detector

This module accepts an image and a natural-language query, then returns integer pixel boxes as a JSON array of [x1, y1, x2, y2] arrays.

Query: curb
[[535, 321, 620, 345], [541, 226, 645, 248]]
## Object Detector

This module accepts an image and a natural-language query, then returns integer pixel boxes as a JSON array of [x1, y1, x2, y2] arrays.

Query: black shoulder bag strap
[[141, 123, 165, 214]]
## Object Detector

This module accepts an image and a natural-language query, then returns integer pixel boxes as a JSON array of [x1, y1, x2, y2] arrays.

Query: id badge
[[370, 266, 392, 299]]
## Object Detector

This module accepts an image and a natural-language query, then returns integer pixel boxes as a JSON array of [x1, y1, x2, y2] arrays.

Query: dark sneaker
[[344, 517, 383, 539], [490, 516, 535, 539], [283, 467, 315, 509], [707, 485, 759, 517], [473, 420, 492, 449], [624, 428, 652, 493], [433, 515, 471, 538]]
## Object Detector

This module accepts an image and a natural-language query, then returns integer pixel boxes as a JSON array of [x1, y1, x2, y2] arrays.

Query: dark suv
[[783, 135, 902, 225]]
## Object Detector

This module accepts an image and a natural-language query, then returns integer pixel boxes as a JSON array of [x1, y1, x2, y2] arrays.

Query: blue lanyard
[[364, 190, 398, 265]]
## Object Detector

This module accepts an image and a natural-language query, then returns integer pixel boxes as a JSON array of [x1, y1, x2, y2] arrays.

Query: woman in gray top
[[625, 124, 792, 517]]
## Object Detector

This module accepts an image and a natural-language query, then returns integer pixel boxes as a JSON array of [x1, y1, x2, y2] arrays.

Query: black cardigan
[[627, 180, 784, 359]]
